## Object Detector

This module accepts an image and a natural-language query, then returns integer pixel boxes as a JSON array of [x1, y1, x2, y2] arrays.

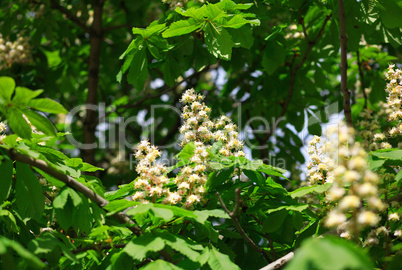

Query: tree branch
[[259, 252, 294, 270], [9, 149, 142, 236], [49, 0, 91, 33], [217, 189, 271, 263], [338, 0, 353, 127]]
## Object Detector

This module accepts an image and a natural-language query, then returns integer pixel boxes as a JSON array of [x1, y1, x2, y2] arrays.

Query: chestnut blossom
[[132, 89, 245, 208]]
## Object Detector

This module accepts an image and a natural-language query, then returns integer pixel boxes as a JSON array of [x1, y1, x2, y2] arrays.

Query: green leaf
[[53, 188, 83, 209], [0, 76, 15, 102], [0, 160, 13, 204], [285, 236, 374, 270], [228, 26, 254, 49], [12, 87, 43, 104], [218, 14, 256, 29], [175, 142, 195, 161], [22, 109, 57, 137], [28, 98, 68, 114], [105, 183, 134, 201], [15, 162, 45, 221], [132, 22, 166, 38], [207, 245, 240, 270], [162, 19, 203, 38], [216, 0, 253, 11], [103, 199, 137, 214], [290, 183, 332, 198], [206, 167, 234, 191], [73, 196, 92, 234], [266, 204, 309, 214], [377, 0, 402, 29], [204, 22, 234, 60], [368, 155, 386, 171], [139, 260, 184, 270], [124, 233, 165, 261], [262, 41, 286, 75], [175, 6, 208, 20], [262, 209, 288, 233], [55, 201, 75, 231], [0, 236, 45, 268], [151, 207, 174, 221], [194, 209, 229, 223], [7, 108, 32, 139], [0, 209, 19, 233], [127, 45, 148, 91], [371, 149, 402, 160], [159, 233, 202, 262], [396, 169, 402, 184]]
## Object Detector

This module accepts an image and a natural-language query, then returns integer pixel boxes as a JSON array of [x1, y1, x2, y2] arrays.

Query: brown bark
[[82, 0, 104, 165]]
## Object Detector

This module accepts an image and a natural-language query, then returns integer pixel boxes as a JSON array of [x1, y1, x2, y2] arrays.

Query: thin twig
[[263, 14, 332, 142], [250, 214, 277, 260], [356, 50, 368, 109], [259, 252, 294, 270], [49, 0, 91, 33], [217, 189, 271, 263], [338, 0, 353, 127]]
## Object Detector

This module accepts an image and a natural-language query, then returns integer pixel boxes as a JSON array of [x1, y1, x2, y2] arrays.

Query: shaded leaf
[[15, 162, 45, 220]]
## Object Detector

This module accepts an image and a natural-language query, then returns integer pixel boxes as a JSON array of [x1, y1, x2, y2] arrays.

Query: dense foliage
[[0, 0, 402, 269]]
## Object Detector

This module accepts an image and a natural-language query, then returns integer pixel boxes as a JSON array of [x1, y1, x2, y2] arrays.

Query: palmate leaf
[[162, 19, 203, 38], [12, 87, 43, 104], [159, 232, 203, 262], [124, 233, 165, 261], [53, 187, 83, 209], [204, 22, 234, 60], [15, 162, 45, 221], [207, 245, 240, 270]]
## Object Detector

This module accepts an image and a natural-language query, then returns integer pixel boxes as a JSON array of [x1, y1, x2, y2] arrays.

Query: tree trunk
[[82, 0, 104, 165]]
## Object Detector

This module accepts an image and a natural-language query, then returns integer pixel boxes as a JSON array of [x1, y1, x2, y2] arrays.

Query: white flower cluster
[[385, 64, 402, 138], [180, 89, 214, 146], [180, 89, 245, 157], [0, 34, 33, 70], [172, 141, 208, 207], [306, 135, 334, 185], [323, 122, 385, 237], [284, 24, 303, 40], [132, 141, 169, 204], [358, 110, 391, 151], [132, 89, 245, 208]]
